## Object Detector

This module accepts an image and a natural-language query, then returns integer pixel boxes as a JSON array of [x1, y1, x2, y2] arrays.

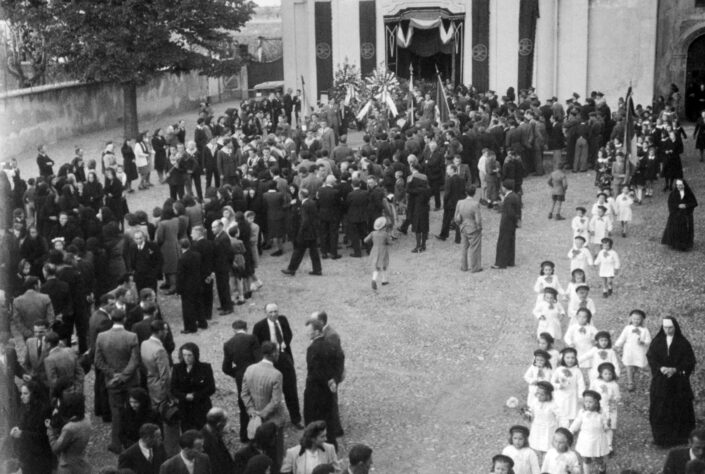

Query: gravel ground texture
[[7, 105, 705, 473]]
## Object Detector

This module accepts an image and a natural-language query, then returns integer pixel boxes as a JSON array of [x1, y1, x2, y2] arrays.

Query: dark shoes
[[271, 250, 284, 256], [281, 269, 295, 276], [308, 271, 322, 276], [330, 254, 342, 260], [491, 265, 506, 270], [321, 253, 329, 259], [371, 280, 377, 290], [434, 234, 447, 241], [555, 215, 565, 220]]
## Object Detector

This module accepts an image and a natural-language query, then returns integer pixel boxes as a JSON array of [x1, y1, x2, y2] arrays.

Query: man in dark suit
[[40, 263, 72, 337], [200, 408, 235, 472], [94, 309, 140, 454], [56, 251, 89, 353], [132, 298, 174, 359], [662, 428, 705, 474], [176, 239, 203, 333], [317, 175, 343, 260], [345, 179, 368, 258], [159, 430, 211, 474], [314, 311, 344, 439], [210, 221, 234, 316], [492, 179, 522, 270], [194, 118, 210, 153], [118, 423, 167, 474], [282, 189, 322, 276], [303, 319, 342, 449], [127, 230, 163, 293], [22, 319, 50, 388], [85, 294, 114, 421], [252, 303, 302, 428], [190, 226, 215, 323], [222, 319, 261, 442], [283, 88, 294, 125], [36, 144, 55, 177], [435, 164, 466, 243]]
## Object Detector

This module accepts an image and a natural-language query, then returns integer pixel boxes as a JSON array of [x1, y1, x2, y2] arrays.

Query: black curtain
[[472, 0, 490, 91], [359, 0, 377, 76], [315, 2, 333, 96], [517, 0, 539, 92]]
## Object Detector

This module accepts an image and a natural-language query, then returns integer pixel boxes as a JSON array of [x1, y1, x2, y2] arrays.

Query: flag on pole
[[435, 66, 450, 123], [624, 84, 638, 182], [301, 75, 308, 120], [408, 64, 415, 126]]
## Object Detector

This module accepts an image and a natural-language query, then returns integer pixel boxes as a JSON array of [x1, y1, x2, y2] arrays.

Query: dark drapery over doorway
[[685, 33, 705, 120]]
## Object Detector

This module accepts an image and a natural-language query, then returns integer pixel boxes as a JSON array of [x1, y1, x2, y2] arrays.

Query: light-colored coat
[[141, 336, 172, 406], [241, 359, 288, 427], [12, 289, 55, 338], [44, 346, 84, 397], [280, 443, 340, 474], [95, 325, 140, 388], [48, 418, 92, 474]]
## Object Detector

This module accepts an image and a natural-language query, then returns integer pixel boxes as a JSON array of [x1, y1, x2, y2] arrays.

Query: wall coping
[[0, 80, 86, 100]]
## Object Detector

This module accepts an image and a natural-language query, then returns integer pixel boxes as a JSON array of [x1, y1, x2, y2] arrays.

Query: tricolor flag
[[435, 67, 451, 123]]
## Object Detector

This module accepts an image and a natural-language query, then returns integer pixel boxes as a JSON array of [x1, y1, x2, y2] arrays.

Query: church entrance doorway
[[685, 33, 705, 120]]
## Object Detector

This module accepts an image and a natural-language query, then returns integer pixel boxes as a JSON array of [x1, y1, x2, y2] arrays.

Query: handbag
[[159, 398, 180, 425]]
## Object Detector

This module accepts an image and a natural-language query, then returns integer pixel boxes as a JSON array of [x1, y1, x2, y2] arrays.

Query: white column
[[534, 0, 556, 100], [305, 0, 318, 105], [332, 0, 361, 71], [490, 0, 520, 95], [281, 0, 297, 92], [462, 2, 473, 85], [375, 1, 386, 72], [556, 0, 588, 101]]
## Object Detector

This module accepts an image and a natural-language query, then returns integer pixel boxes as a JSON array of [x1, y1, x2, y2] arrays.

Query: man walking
[[222, 319, 261, 442], [281, 188, 322, 276], [455, 185, 483, 273], [252, 303, 302, 429], [435, 164, 466, 243]]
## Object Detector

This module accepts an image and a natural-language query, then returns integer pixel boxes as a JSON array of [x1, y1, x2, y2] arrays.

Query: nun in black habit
[[646, 316, 696, 447], [661, 179, 698, 251]]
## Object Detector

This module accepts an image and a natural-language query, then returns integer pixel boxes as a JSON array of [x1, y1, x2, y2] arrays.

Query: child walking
[[364, 216, 392, 290], [538, 333, 561, 371], [588, 206, 612, 254], [564, 308, 599, 366], [501, 425, 541, 474], [533, 261, 565, 305], [548, 167, 568, 220], [614, 309, 652, 391], [593, 237, 620, 297], [570, 390, 610, 474], [551, 348, 585, 427], [567, 235, 593, 274], [533, 288, 566, 342], [580, 331, 621, 383], [541, 428, 582, 474], [571, 206, 589, 241], [564, 268, 587, 310], [527, 381, 561, 455], [590, 362, 621, 455], [566, 284, 596, 326], [524, 349, 553, 408], [614, 185, 634, 237]]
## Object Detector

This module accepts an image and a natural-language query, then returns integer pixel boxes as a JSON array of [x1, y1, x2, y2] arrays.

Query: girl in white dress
[[588, 206, 613, 253], [564, 268, 587, 311], [568, 235, 594, 274], [571, 207, 589, 241], [593, 237, 620, 298], [533, 288, 566, 341], [564, 308, 598, 370], [533, 261, 565, 305], [614, 309, 652, 391], [501, 425, 541, 474], [551, 348, 585, 427], [524, 349, 553, 408], [541, 427, 582, 474], [570, 390, 610, 474], [538, 333, 561, 373], [566, 284, 597, 327], [527, 381, 561, 454], [614, 185, 634, 237], [590, 362, 621, 455], [580, 331, 621, 383]]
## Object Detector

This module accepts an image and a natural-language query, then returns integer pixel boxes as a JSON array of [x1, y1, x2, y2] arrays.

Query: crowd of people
[[0, 77, 702, 474]]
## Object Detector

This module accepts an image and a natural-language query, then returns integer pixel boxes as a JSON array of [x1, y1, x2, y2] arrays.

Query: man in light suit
[[94, 309, 140, 454], [12, 277, 54, 340], [319, 120, 336, 155], [22, 319, 50, 388], [252, 303, 302, 428], [141, 319, 179, 455], [241, 341, 288, 471], [118, 423, 167, 474], [454, 185, 483, 273], [159, 430, 212, 474], [43, 330, 84, 399], [222, 319, 260, 443]]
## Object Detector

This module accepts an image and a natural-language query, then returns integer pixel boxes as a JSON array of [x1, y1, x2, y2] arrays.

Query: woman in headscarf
[[646, 316, 696, 447], [9, 381, 53, 474], [81, 170, 104, 212], [661, 179, 698, 251]]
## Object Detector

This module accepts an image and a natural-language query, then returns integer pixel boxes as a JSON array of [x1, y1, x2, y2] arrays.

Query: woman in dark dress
[[118, 387, 161, 450], [646, 316, 696, 447], [152, 128, 168, 181], [104, 167, 126, 226], [10, 381, 53, 474], [493, 179, 522, 269], [82, 171, 104, 212], [408, 166, 431, 253], [121, 138, 138, 193], [661, 179, 698, 251], [19, 225, 48, 278], [694, 110, 705, 163], [171, 342, 215, 431], [660, 131, 683, 192], [101, 218, 128, 290]]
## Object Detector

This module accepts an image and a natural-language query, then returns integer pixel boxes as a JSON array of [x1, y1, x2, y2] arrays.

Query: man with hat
[[222, 319, 261, 443], [492, 179, 521, 270]]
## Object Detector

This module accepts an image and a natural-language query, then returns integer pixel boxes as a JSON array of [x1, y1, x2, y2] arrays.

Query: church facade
[[281, 0, 705, 113]]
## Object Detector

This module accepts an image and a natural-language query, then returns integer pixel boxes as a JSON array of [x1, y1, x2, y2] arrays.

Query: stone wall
[[0, 72, 210, 158]]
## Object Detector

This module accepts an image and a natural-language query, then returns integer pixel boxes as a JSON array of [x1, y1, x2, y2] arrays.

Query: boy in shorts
[[548, 166, 568, 220]]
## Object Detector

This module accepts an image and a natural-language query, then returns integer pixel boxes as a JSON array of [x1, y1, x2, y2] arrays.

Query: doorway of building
[[685, 33, 705, 120]]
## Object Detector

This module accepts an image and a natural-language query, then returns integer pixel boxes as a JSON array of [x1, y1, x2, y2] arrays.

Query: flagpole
[[409, 63, 415, 126], [300, 75, 307, 127]]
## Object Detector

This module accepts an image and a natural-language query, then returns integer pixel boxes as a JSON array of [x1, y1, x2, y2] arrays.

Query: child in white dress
[[588, 205, 612, 253], [527, 381, 561, 454], [614, 309, 652, 391], [570, 390, 610, 474], [551, 348, 585, 427], [564, 308, 599, 369], [571, 206, 589, 241], [568, 235, 594, 274], [533, 288, 566, 341], [593, 237, 620, 298], [541, 427, 582, 474], [491, 454, 515, 474], [538, 333, 561, 372], [580, 331, 621, 383], [533, 260, 565, 305], [590, 192, 610, 218], [564, 268, 587, 310], [590, 362, 621, 455], [614, 185, 634, 237], [524, 349, 553, 408], [501, 425, 541, 474], [566, 284, 597, 326]]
